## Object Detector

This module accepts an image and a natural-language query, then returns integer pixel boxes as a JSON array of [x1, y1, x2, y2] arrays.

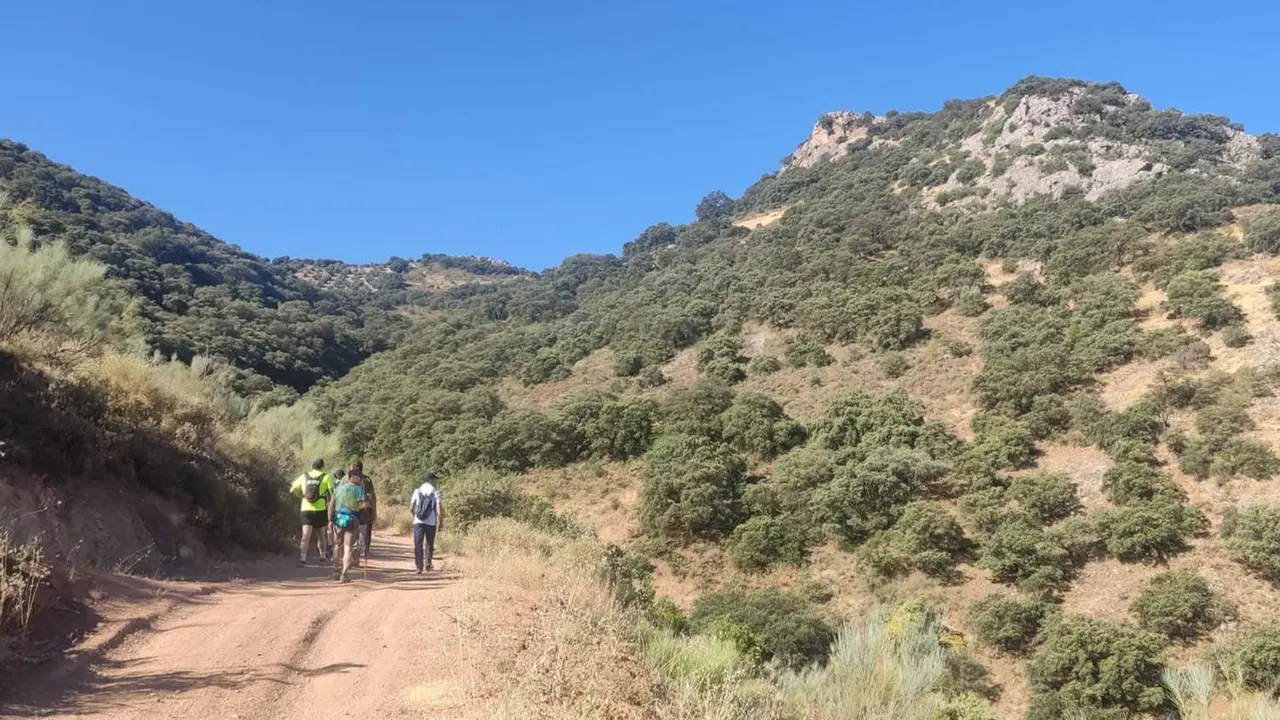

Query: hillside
[[319, 77, 1280, 718], [0, 142, 525, 395], [7, 74, 1280, 719]]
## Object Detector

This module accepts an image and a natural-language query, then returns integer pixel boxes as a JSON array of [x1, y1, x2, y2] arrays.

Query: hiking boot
[[425, 563, 434, 571], [340, 574, 351, 584], [415, 568, 423, 575], [297, 559, 306, 568]]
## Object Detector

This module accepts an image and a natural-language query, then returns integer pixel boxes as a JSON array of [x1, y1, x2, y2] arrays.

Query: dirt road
[[1, 534, 466, 719]]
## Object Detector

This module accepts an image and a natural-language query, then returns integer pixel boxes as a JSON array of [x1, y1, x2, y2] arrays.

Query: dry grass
[[444, 520, 654, 718], [732, 207, 790, 230], [501, 348, 621, 410], [522, 460, 642, 545]]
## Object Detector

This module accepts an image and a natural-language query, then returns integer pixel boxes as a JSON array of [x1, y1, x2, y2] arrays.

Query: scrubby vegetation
[[10, 74, 1280, 717]]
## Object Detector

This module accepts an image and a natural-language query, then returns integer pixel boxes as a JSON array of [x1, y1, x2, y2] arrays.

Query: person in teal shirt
[[328, 472, 368, 583]]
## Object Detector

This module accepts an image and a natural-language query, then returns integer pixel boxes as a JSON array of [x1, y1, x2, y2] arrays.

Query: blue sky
[[6, 1, 1279, 269]]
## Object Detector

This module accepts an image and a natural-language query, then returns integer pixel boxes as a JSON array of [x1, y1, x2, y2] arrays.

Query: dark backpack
[[413, 486, 436, 523], [302, 472, 323, 503]]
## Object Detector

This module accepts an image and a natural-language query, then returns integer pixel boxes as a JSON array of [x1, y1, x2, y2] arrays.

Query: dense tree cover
[[0, 140, 413, 393]]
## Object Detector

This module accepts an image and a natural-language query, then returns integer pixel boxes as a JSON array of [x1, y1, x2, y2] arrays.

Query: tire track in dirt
[[0, 534, 463, 720]]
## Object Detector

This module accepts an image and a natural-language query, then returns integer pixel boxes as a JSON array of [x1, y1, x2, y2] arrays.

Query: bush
[[1223, 505, 1280, 581], [1095, 497, 1207, 563], [1100, 462, 1181, 505], [1007, 472, 1080, 524], [746, 353, 782, 375], [1028, 615, 1166, 718], [446, 467, 522, 529], [955, 288, 990, 317], [0, 235, 114, 342], [640, 434, 747, 542], [1233, 625, 1280, 695], [944, 338, 975, 358], [689, 588, 835, 670], [977, 515, 1074, 593], [726, 515, 814, 572], [720, 392, 806, 459], [635, 364, 667, 388], [1162, 270, 1244, 330], [969, 593, 1057, 654], [1223, 323, 1254, 348], [1129, 570, 1230, 641], [555, 391, 657, 461], [959, 415, 1037, 474], [660, 380, 734, 439], [879, 352, 910, 379], [861, 501, 968, 579], [1245, 211, 1280, 254], [1211, 437, 1280, 480], [784, 336, 834, 368], [816, 448, 948, 544]]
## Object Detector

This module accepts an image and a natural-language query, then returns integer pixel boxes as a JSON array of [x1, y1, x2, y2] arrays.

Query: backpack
[[302, 472, 323, 503], [413, 485, 436, 523], [334, 507, 357, 530]]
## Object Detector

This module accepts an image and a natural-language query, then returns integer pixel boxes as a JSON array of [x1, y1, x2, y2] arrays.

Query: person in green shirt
[[290, 458, 334, 567], [328, 471, 368, 583]]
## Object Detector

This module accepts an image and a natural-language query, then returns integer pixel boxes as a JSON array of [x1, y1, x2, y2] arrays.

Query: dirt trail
[[1, 534, 466, 720]]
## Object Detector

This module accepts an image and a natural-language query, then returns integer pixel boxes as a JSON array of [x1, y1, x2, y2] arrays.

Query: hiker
[[348, 461, 377, 558], [410, 472, 444, 573], [290, 458, 333, 566], [328, 469, 368, 583]]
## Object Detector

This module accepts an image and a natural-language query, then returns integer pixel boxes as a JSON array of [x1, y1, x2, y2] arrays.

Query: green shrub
[[1129, 570, 1230, 641], [636, 364, 667, 388], [879, 352, 910, 379], [955, 288, 990, 317], [746, 353, 783, 375], [1223, 323, 1254, 348], [660, 380, 734, 439], [969, 593, 1057, 654], [1162, 270, 1245, 330], [1027, 615, 1166, 718], [1223, 505, 1280, 581], [1233, 625, 1280, 695], [446, 467, 522, 529], [861, 501, 968, 579], [556, 391, 657, 461], [640, 434, 747, 542], [689, 588, 835, 670], [944, 338, 975, 357], [816, 448, 948, 544], [1095, 497, 1207, 563], [785, 336, 834, 368], [959, 415, 1037, 474], [1245, 211, 1280, 254], [1007, 472, 1080, 524], [720, 392, 806, 459], [977, 515, 1074, 593], [727, 515, 814, 572], [600, 544, 656, 608], [613, 351, 644, 377], [1210, 438, 1280, 480], [1136, 327, 1193, 359], [1047, 515, 1105, 565], [1101, 462, 1181, 505]]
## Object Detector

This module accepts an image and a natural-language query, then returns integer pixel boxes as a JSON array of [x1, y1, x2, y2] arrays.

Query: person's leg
[[340, 527, 356, 580], [412, 523, 425, 572], [424, 524, 437, 570], [332, 527, 343, 579], [299, 522, 312, 565]]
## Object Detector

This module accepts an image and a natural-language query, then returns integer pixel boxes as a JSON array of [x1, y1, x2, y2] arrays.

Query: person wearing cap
[[290, 458, 334, 566], [409, 472, 445, 573]]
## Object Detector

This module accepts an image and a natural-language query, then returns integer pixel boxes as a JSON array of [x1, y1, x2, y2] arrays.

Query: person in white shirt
[[409, 472, 444, 573]]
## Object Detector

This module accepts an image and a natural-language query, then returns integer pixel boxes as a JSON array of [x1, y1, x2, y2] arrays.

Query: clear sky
[[6, 1, 1279, 269]]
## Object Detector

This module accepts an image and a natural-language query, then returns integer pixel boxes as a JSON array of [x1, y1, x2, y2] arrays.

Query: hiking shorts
[[301, 510, 328, 528]]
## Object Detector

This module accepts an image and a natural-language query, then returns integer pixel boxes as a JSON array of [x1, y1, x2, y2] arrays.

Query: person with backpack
[[347, 461, 377, 559], [328, 470, 369, 583], [290, 458, 334, 567], [410, 472, 444, 573]]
